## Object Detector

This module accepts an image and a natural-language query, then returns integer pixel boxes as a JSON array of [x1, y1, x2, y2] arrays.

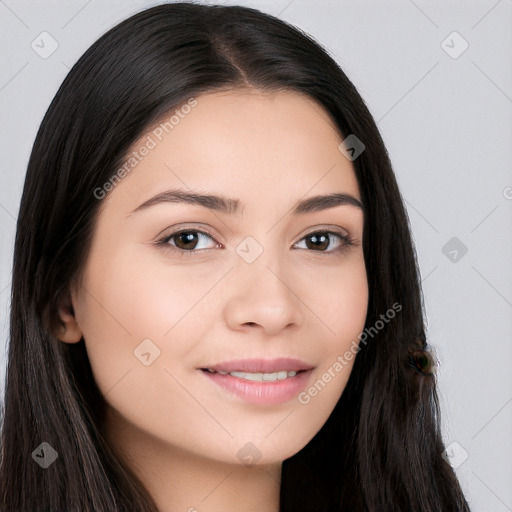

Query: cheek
[[301, 256, 368, 392], [74, 251, 217, 387], [302, 254, 368, 344], [77, 250, 205, 338], [293, 274, 367, 430]]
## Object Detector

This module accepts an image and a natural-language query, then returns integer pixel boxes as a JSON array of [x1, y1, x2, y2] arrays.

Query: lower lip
[[200, 369, 313, 405]]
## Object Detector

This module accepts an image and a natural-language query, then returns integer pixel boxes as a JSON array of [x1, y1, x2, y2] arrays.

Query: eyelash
[[155, 227, 355, 257]]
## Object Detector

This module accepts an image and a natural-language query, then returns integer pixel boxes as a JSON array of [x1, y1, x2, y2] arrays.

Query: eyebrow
[[129, 188, 363, 216]]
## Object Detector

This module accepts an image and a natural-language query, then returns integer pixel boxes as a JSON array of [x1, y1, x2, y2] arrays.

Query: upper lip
[[200, 358, 315, 373]]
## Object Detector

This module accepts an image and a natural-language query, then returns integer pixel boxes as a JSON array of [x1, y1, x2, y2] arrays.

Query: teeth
[[209, 370, 298, 381]]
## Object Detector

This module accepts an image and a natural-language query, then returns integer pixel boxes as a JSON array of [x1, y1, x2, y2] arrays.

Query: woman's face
[[63, 89, 368, 467]]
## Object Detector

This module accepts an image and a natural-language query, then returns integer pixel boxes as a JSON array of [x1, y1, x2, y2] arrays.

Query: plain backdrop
[[0, 1, 511, 510]]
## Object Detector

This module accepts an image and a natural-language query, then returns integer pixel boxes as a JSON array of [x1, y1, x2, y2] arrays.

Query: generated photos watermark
[[298, 301, 402, 405], [93, 97, 198, 200]]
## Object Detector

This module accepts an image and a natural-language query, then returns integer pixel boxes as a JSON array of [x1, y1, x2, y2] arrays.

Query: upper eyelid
[[158, 221, 350, 238]]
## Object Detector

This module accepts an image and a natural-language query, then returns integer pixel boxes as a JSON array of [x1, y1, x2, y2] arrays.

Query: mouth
[[198, 358, 314, 405], [200, 367, 307, 381]]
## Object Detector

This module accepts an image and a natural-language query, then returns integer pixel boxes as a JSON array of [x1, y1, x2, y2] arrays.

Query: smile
[[202, 368, 300, 381], [198, 358, 314, 405]]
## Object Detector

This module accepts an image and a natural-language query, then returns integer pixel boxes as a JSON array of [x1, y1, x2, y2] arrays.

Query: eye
[[293, 230, 353, 253], [157, 229, 220, 254], [156, 227, 354, 256]]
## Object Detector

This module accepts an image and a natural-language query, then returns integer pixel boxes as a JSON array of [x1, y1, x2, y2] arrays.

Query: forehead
[[101, 88, 361, 215]]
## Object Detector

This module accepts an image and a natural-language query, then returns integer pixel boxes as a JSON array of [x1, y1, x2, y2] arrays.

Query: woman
[[0, 3, 470, 511]]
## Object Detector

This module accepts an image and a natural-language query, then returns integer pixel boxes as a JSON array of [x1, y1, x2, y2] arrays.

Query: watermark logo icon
[[442, 441, 469, 469], [32, 442, 58, 469], [236, 442, 262, 467], [236, 236, 264, 264], [134, 338, 161, 366], [441, 32, 469, 59], [338, 134, 365, 161], [31, 32, 58, 59], [442, 237, 468, 263]]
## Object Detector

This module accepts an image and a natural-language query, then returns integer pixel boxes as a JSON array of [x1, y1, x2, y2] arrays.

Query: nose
[[223, 257, 306, 337]]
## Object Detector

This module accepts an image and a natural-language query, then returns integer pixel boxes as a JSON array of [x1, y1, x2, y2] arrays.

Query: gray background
[[1, 0, 511, 510]]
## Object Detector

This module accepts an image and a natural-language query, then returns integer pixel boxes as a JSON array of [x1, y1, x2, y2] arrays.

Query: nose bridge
[[224, 232, 304, 334], [236, 233, 289, 298]]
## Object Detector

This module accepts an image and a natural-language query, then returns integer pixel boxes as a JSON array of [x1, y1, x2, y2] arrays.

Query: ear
[[55, 290, 83, 343]]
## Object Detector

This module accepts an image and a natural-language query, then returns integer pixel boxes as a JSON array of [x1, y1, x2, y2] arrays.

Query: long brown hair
[[0, 3, 470, 510]]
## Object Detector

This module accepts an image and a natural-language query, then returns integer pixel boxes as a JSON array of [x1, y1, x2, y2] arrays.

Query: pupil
[[307, 233, 329, 251], [177, 231, 198, 249]]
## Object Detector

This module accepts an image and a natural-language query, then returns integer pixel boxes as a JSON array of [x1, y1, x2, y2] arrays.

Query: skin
[[57, 88, 368, 512]]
